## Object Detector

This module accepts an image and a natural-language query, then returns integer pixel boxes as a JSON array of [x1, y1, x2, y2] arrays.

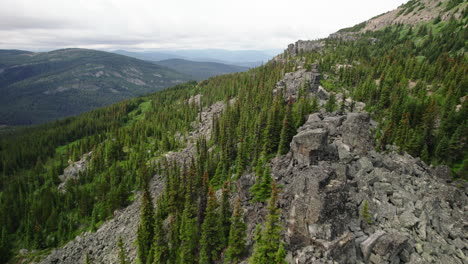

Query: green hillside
[[0, 48, 190, 125], [0, 1, 467, 263]]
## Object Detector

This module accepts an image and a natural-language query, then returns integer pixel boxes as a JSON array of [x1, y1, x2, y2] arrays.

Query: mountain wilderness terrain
[[0, 0, 467, 263], [0, 48, 190, 125], [113, 49, 279, 67], [153, 59, 249, 81]]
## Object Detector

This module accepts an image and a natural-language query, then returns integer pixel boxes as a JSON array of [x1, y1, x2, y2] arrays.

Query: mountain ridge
[[0, 48, 190, 125]]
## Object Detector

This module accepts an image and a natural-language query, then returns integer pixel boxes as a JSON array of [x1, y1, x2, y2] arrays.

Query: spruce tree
[[137, 186, 154, 264], [220, 182, 232, 249], [249, 182, 285, 264], [178, 178, 199, 264], [224, 198, 246, 264], [199, 187, 222, 264], [325, 93, 337, 112], [275, 243, 287, 264], [251, 165, 272, 203], [152, 203, 168, 264], [278, 98, 295, 156]]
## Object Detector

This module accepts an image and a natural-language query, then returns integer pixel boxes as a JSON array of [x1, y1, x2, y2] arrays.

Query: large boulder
[[341, 113, 373, 155], [290, 128, 330, 165]]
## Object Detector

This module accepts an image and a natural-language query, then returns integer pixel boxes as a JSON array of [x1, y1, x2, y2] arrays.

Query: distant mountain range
[[0, 48, 190, 125], [113, 49, 280, 67], [154, 59, 249, 81]]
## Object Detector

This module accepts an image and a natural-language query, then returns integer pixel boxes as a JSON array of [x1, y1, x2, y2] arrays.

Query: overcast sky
[[0, 0, 408, 51]]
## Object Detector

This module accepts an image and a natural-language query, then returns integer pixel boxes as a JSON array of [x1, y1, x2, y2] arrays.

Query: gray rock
[[290, 128, 330, 165], [399, 210, 419, 228], [372, 233, 408, 262], [341, 113, 373, 155], [360, 230, 386, 260], [273, 68, 320, 100], [434, 165, 452, 182], [357, 157, 374, 173]]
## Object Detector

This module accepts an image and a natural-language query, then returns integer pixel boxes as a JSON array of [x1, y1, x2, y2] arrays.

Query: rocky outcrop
[[260, 111, 468, 264], [164, 100, 226, 165], [273, 68, 321, 101], [58, 152, 92, 191], [286, 40, 325, 56]]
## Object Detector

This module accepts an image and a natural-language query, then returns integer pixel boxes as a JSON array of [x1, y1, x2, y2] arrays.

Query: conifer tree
[[220, 182, 232, 249], [178, 176, 199, 264], [137, 186, 154, 264], [249, 182, 285, 264], [435, 136, 449, 162], [250, 164, 272, 203], [117, 236, 128, 264], [197, 171, 209, 226], [275, 243, 287, 264], [311, 96, 319, 113], [199, 187, 222, 264], [152, 203, 168, 264], [263, 95, 284, 155], [224, 198, 246, 264], [325, 93, 337, 112], [278, 98, 295, 156]]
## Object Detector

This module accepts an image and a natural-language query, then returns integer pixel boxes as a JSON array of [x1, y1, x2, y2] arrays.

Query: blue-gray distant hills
[[0, 48, 191, 125], [113, 49, 280, 67], [154, 59, 249, 81]]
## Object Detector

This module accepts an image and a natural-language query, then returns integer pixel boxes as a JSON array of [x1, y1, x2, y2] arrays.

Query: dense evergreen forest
[[0, 10, 467, 264]]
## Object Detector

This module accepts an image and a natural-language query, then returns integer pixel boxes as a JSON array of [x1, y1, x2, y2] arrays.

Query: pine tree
[[435, 136, 449, 162], [263, 95, 284, 155], [152, 204, 168, 264], [278, 98, 295, 156], [250, 164, 272, 203], [275, 243, 287, 264], [224, 198, 246, 264], [361, 200, 372, 224], [421, 144, 430, 163], [178, 177, 199, 264], [249, 182, 285, 264], [137, 186, 155, 264], [199, 187, 222, 264], [117, 236, 128, 264], [325, 93, 337, 112], [311, 96, 319, 113], [220, 182, 231, 249]]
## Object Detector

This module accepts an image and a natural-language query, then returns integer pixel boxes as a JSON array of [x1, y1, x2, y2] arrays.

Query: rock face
[[258, 111, 468, 264], [286, 40, 324, 56], [58, 152, 92, 191], [273, 68, 321, 100], [361, 0, 464, 32]]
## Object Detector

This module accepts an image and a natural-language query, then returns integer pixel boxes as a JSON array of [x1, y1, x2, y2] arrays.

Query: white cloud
[[0, 0, 408, 51]]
